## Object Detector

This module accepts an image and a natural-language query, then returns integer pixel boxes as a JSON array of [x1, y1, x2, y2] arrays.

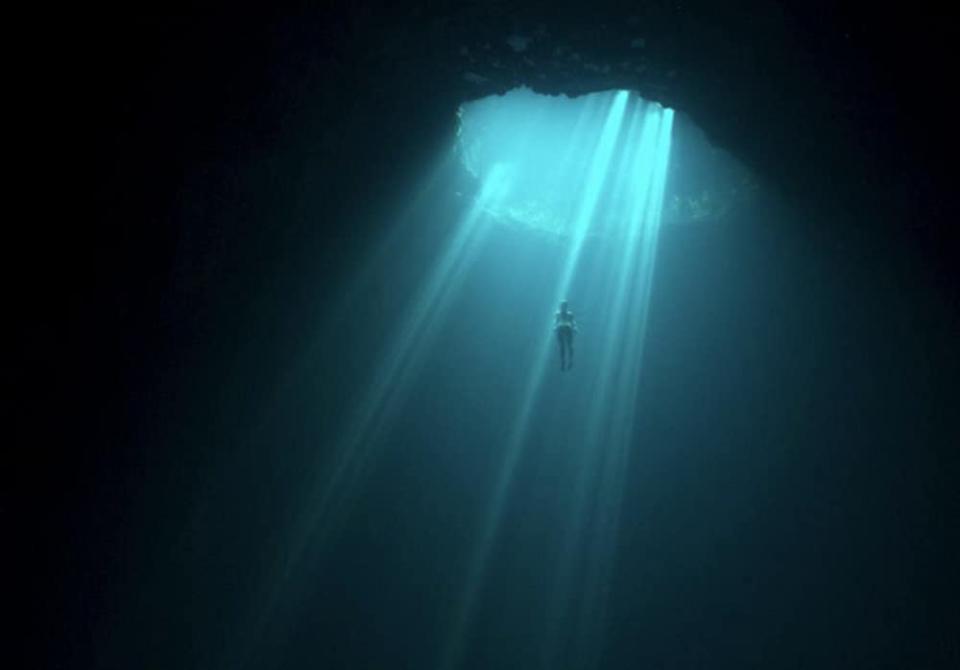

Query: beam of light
[[570, 107, 675, 670], [438, 89, 631, 670], [264, 149, 461, 417], [226, 164, 516, 670], [232, 92, 574, 669], [537, 101, 663, 668], [290, 163, 512, 552], [292, 163, 513, 536]]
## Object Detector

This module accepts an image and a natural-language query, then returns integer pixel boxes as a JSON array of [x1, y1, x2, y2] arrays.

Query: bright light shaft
[[537, 101, 663, 668], [289, 163, 512, 561], [266, 151, 460, 417], [230, 165, 514, 670], [439, 90, 631, 670], [555, 90, 630, 293], [572, 107, 675, 670]]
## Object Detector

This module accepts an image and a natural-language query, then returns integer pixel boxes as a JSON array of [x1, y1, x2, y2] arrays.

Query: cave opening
[[456, 87, 755, 237]]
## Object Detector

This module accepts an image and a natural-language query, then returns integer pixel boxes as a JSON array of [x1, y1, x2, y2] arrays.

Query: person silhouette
[[554, 300, 577, 371]]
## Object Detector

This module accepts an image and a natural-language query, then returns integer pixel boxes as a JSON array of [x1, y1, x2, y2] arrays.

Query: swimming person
[[554, 300, 577, 371]]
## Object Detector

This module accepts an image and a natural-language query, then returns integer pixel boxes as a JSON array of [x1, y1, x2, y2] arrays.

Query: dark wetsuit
[[555, 310, 576, 371]]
